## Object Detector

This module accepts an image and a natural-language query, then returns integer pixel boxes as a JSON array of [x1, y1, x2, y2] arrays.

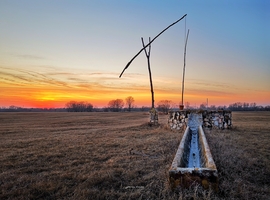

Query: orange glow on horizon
[[1, 85, 269, 108], [1, 67, 269, 108]]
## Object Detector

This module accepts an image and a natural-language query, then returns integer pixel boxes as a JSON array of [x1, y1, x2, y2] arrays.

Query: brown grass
[[205, 111, 270, 199], [0, 111, 269, 199]]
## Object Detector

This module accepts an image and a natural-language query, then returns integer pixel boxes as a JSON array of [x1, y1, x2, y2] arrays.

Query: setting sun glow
[[0, 1, 269, 108]]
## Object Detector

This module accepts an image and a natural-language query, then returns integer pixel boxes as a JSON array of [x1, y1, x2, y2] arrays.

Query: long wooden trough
[[169, 114, 218, 190]]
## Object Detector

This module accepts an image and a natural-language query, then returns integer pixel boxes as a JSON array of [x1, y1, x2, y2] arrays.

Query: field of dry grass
[[0, 111, 269, 199]]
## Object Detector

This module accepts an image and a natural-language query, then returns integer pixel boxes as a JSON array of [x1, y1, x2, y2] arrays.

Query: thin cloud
[[188, 79, 234, 89], [0, 67, 70, 88], [9, 53, 47, 60], [186, 88, 234, 96], [0, 71, 33, 83]]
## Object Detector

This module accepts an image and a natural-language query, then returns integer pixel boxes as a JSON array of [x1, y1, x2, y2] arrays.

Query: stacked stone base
[[168, 111, 188, 130], [168, 110, 232, 130], [149, 108, 158, 125], [202, 110, 232, 129]]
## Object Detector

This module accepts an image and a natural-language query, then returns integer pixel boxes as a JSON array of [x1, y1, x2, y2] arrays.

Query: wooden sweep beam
[[119, 14, 187, 78]]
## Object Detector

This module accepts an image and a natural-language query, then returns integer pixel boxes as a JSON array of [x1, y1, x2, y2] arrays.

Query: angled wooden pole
[[119, 14, 187, 78], [141, 37, 154, 109], [181, 29, 190, 109]]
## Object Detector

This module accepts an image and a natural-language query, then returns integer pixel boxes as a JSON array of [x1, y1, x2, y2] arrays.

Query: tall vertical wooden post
[[180, 29, 189, 110], [142, 37, 154, 109], [142, 37, 158, 124]]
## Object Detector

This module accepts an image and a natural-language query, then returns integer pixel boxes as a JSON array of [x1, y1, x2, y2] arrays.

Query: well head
[[179, 105, 184, 110]]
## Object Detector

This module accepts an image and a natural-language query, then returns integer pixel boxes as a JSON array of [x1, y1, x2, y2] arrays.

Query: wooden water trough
[[169, 114, 218, 190]]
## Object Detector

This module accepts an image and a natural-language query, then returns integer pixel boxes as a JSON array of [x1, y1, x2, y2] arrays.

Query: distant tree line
[[1, 100, 270, 112], [102, 96, 135, 112], [196, 102, 270, 111], [0, 106, 66, 112], [107, 99, 124, 112], [65, 101, 93, 112], [228, 102, 270, 111]]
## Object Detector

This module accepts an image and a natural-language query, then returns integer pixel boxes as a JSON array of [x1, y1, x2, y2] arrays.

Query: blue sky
[[0, 0, 269, 107]]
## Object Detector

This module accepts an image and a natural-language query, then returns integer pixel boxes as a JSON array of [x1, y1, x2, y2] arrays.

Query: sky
[[0, 0, 269, 108]]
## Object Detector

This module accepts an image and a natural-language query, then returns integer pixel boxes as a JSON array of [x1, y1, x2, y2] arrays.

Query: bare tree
[[65, 101, 93, 112], [185, 101, 190, 109], [200, 103, 207, 110], [250, 102, 257, 109], [209, 105, 217, 110], [157, 100, 172, 114], [108, 99, 124, 112], [125, 96, 135, 112], [108, 100, 116, 112], [86, 103, 94, 112]]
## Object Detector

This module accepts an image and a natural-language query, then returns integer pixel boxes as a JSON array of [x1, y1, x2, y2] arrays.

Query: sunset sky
[[0, 0, 269, 108]]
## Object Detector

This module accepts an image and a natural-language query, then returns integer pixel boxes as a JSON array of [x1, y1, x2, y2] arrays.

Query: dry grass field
[[0, 111, 269, 199]]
